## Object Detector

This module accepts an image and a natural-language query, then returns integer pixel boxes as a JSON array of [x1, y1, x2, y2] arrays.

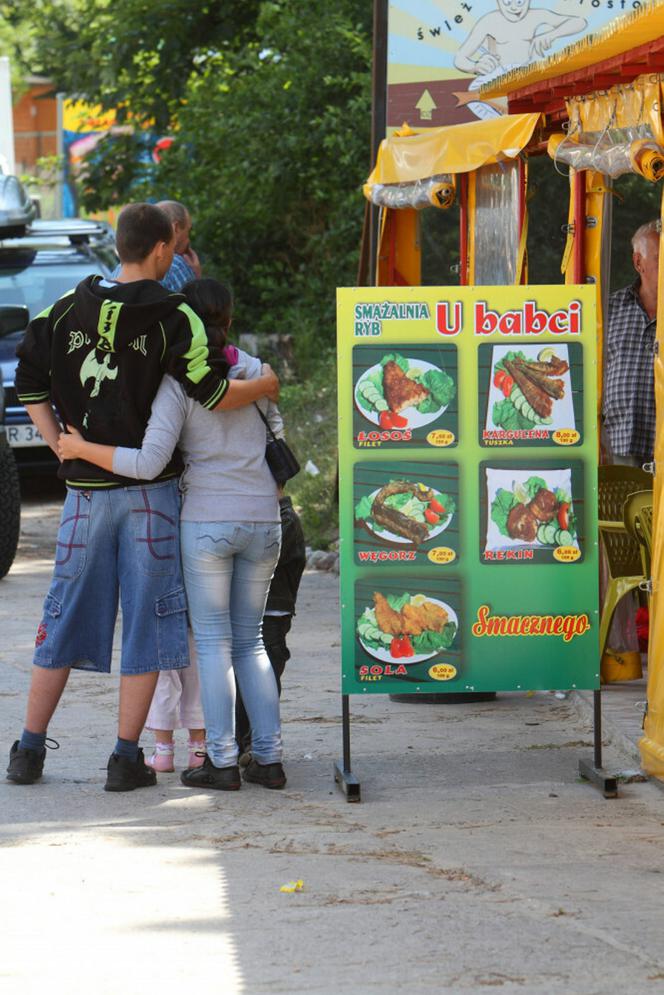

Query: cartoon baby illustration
[[453, 0, 586, 118]]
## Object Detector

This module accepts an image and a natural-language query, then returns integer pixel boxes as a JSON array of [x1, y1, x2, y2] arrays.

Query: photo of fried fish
[[373, 592, 449, 637], [382, 360, 430, 413]]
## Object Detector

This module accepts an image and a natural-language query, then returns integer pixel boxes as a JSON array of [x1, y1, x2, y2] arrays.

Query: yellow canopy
[[364, 113, 541, 193]]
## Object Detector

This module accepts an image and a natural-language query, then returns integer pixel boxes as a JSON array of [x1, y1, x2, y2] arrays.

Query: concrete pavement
[[2, 488, 664, 994]]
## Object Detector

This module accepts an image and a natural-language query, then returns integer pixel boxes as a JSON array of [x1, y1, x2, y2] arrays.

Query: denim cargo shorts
[[33, 479, 189, 675]]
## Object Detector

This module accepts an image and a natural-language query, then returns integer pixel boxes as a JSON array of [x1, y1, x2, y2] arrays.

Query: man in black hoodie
[[7, 202, 279, 792]]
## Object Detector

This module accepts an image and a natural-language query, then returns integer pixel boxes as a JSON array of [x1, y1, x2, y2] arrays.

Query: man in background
[[603, 219, 659, 466], [156, 200, 202, 291]]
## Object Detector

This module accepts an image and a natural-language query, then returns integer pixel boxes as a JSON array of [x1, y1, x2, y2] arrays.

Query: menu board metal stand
[[334, 695, 361, 802], [578, 688, 618, 798]]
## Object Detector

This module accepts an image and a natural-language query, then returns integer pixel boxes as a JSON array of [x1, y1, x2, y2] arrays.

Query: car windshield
[[0, 256, 108, 322]]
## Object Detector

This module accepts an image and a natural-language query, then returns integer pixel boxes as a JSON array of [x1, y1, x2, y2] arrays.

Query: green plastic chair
[[598, 465, 651, 658], [623, 489, 654, 580]]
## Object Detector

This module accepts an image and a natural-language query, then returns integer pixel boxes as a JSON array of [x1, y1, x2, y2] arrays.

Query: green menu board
[[337, 286, 599, 695]]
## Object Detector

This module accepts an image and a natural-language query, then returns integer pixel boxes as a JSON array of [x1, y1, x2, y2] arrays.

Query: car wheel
[[0, 439, 20, 579]]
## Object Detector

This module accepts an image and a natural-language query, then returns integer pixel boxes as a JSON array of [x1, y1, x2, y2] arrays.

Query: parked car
[[0, 211, 117, 474], [0, 174, 116, 578]]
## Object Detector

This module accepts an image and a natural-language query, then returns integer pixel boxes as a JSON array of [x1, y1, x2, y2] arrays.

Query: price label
[[552, 429, 580, 446], [427, 546, 456, 564], [553, 545, 582, 563], [426, 429, 455, 447], [428, 663, 457, 681]]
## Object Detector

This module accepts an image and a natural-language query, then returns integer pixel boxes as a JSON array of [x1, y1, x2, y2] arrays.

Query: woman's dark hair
[[182, 278, 233, 349]]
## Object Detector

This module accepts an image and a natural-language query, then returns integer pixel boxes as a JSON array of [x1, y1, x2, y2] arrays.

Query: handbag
[[254, 404, 300, 485]]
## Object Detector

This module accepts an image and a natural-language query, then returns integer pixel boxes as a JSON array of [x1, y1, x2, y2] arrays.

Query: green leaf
[[419, 367, 455, 410], [524, 476, 548, 501], [411, 621, 457, 654], [492, 398, 532, 431], [354, 494, 374, 521], [387, 592, 411, 612], [491, 488, 518, 537]]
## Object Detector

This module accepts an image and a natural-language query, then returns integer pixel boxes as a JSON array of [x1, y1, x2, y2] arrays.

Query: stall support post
[[334, 694, 361, 802], [578, 688, 618, 798]]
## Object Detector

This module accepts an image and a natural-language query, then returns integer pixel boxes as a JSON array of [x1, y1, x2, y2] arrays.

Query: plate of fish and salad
[[357, 591, 458, 664], [354, 479, 456, 546], [485, 467, 579, 554], [354, 352, 456, 430], [485, 344, 575, 434]]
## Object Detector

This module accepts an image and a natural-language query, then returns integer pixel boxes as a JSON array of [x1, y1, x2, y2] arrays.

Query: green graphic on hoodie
[[97, 299, 122, 352]]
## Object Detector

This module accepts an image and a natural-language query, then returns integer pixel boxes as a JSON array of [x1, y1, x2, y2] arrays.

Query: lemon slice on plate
[[538, 347, 557, 362]]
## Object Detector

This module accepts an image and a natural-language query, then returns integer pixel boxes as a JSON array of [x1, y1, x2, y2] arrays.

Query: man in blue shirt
[[156, 200, 202, 291]]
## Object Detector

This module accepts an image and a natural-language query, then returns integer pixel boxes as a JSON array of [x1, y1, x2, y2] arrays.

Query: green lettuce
[[354, 495, 374, 521], [386, 591, 411, 612], [492, 398, 533, 431], [524, 476, 547, 501], [418, 368, 456, 413], [411, 621, 457, 655], [380, 352, 409, 372], [491, 487, 518, 536]]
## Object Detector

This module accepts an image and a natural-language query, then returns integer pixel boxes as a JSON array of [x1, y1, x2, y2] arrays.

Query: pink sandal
[[147, 742, 175, 772], [187, 739, 206, 768]]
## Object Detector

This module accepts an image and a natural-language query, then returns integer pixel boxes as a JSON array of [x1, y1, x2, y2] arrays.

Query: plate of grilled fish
[[486, 344, 575, 434], [357, 591, 459, 664], [355, 354, 455, 429], [355, 480, 455, 546]]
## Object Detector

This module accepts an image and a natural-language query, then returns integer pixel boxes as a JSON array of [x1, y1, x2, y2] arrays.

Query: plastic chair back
[[624, 489, 654, 577], [598, 465, 651, 580]]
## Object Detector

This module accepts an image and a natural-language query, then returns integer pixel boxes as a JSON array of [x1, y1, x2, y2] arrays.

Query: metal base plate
[[579, 757, 618, 798], [334, 761, 361, 802]]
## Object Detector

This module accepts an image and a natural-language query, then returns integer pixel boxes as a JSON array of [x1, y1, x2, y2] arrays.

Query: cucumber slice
[[544, 523, 558, 544], [537, 524, 548, 544], [557, 529, 574, 546]]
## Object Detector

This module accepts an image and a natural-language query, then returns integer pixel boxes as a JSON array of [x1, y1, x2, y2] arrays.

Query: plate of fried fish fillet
[[357, 591, 458, 664], [355, 357, 449, 428]]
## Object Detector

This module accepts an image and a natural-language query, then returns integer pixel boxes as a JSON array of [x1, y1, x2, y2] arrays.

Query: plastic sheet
[[549, 133, 664, 182], [368, 174, 455, 211], [470, 160, 520, 286]]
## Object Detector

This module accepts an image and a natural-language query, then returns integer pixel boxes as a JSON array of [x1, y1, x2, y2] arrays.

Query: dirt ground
[[2, 484, 664, 995]]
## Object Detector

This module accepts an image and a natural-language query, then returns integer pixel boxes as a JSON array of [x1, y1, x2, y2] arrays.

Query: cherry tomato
[[424, 508, 440, 526], [501, 375, 514, 398], [558, 501, 570, 531], [400, 635, 415, 658], [390, 636, 404, 658], [379, 410, 394, 430], [494, 369, 506, 389], [389, 412, 408, 429], [428, 497, 445, 515]]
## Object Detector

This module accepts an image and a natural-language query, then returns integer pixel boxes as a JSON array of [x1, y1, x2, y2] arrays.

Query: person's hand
[[182, 246, 202, 278], [473, 53, 501, 75], [261, 363, 280, 402], [529, 33, 554, 58], [57, 424, 84, 461]]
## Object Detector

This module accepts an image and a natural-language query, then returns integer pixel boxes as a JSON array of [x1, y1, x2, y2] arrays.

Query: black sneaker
[[6, 738, 59, 785], [104, 748, 157, 792], [181, 755, 241, 791], [242, 759, 287, 790]]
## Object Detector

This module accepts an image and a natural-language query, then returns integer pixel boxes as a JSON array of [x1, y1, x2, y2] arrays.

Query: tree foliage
[[10, 0, 372, 370]]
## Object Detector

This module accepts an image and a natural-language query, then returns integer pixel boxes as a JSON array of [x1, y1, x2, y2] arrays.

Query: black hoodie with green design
[[15, 274, 230, 488]]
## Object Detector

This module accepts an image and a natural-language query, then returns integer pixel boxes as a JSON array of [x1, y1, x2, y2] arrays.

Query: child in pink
[[145, 635, 205, 771]]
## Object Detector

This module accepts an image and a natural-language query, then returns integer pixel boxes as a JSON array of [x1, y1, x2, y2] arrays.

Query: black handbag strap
[[253, 402, 277, 442]]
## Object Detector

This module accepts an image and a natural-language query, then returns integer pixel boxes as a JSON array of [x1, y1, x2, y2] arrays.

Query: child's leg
[[144, 672, 181, 772], [179, 636, 206, 766], [262, 614, 292, 692]]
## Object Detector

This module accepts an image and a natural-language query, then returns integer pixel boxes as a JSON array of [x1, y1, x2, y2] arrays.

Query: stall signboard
[[337, 285, 598, 695], [387, 3, 634, 129]]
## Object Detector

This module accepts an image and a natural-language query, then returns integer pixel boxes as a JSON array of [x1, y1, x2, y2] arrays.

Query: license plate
[[4, 424, 45, 447]]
